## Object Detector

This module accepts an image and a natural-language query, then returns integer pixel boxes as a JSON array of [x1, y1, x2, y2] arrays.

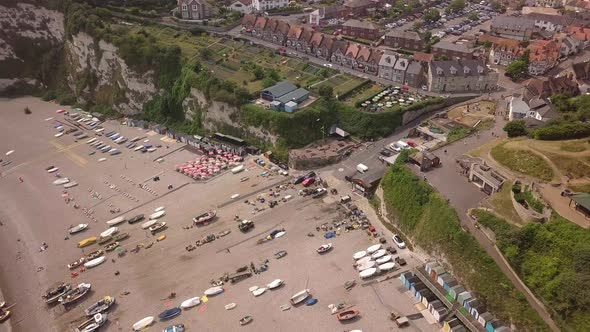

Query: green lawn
[[491, 143, 554, 181], [345, 84, 384, 106], [488, 181, 524, 225]]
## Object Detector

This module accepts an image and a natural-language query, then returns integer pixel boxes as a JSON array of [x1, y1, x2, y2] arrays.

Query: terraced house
[[489, 38, 523, 66], [297, 28, 314, 53], [317, 35, 334, 60], [330, 40, 349, 64], [286, 25, 303, 49], [308, 31, 324, 55], [428, 60, 498, 93], [177, 0, 215, 20], [527, 40, 559, 75]]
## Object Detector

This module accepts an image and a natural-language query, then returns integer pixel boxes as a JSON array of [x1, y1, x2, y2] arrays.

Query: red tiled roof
[[368, 48, 383, 64], [276, 20, 290, 35], [265, 18, 279, 32], [527, 40, 559, 63], [299, 27, 313, 42], [345, 43, 361, 58], [412, 52, 433, 63], [320, 35, 335, 50], [567, 24, 590, 42], [254, 16, 268, 29], [287, 25, 303, 39], [310, 31, 324, 47], [241, 14, 256, 27], [356, 46, 372, 62]]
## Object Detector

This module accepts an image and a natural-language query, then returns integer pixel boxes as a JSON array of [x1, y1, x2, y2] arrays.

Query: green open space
[[491, 143, 554, 181]]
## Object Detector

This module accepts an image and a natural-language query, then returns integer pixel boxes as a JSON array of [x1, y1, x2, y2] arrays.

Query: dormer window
[[463, 66, 470, 74], [477, 66, 484, 74], [436, 68, 443, 75], [386, 57, 391, 64], [450, 67, 457, 75]]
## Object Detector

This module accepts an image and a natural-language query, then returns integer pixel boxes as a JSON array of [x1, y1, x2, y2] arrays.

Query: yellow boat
[[77, 237, 97, 248], [156, 235, 167, 242]]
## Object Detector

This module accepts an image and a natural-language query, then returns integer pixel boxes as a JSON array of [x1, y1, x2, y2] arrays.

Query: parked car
[[302, 177, 315, 187], [392, 234, 406, 249], [380, 149, 393, 157]]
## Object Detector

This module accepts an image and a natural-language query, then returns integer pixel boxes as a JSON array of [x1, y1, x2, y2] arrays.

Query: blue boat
[[105, 131, 115, 137], [305, 298, 318, 306], [110, 150, 121, 156], [110, 134, 120, 140], [158, 307, 181, 320]]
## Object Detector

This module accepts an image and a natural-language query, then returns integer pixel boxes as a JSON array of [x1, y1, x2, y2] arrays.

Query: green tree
[[262, 77, 277, 88], [505, 59, 528, 80], [447, 0, 466, 13], [199, 47, 212, 60], [490, 0, 506, 12], [318, 85, 334, 100], [550, 94, 575, 113], [423, 9, 441, 23], [468, 12, 479, 21], [253, 67, 265, 80], [503, 120, 528, 137]]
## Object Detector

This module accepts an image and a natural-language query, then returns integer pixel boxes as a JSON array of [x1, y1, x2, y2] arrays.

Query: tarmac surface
[[0, 97, 438, 332]]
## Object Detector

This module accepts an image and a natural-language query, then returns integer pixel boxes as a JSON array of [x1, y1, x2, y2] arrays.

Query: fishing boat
[[5, 150, 14, 156], [127, 214, 145, 224], [97, 235, 113, 245], [224, 303, 237, 310], [75, 313, 107, 332], [47, 167, 59, 173], [180, 297, 201, 309], [158, 307, 181, 320], [85, 296, 115, 316], [274, 250, 287, 259], [132, 317, 154, 331], [336, 308, 360, 321], [192, 210, 216, 225], [218, 229, 231, 237], [316, 243, 333, 254], [147, 147, 156, 152], [252, 288, 266, 296], [100, 227, 118, 238], [157, 235, 166, 242], [104, 241, 120, 252], [59, 283, 91, 306], [290, 289, 310, 305], [130, 136, 140, 142], [53, 177, 70, 185], [43, 282, 71, 304], [239, 316, 253, 326], [106, 216, 126, 226], [141, 219, 157, 230], [204, 286, 224, 296], [111, 150, 121, 156], [68, 257, 86, 270], [267, 279, 283, 289], [69, 224, 88, 234], [149, 210, 166, 220], [64, 181, 79, 189], [113, 232, 129, 242], [154, 206, 165, 212], [100, 145, 111, 153], [378, 262, 395, 271], [149, 221, 167, 234], [371, 249, 387, 259], [359, 267, 377, 279], [356, 256, 372, 265], [274, 231, 286, 238], [77, 237, 97, 248], [84, 256, 106, 268], [86, 250, 104, 260], [0, 309, 10, 322]]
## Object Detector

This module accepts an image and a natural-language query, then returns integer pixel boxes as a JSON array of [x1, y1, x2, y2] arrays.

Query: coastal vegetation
[[473, 210, 590, 331], [379, 151, 548, 330], [490, 143, 554, 181]]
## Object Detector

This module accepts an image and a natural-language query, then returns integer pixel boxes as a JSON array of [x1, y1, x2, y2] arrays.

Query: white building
[[252, 0, 289, 12], [226, 0, 253, 14]]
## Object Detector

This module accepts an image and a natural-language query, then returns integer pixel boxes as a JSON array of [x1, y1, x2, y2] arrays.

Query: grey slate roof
[[379, 51, 397, 67], [342, 19, 379, 30], [394, 58, 409, 71], [491, 16, 535, 31], [430, 60, 487, 77], [385, 30, 422, 41], [433, 41, 471, 54], [406, 61, 423, 75], [277, 87, 309, 104], [262, 81, 297, 98]]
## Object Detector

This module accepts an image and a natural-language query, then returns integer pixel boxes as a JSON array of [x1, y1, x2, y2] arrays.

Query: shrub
[[24, 107, 32, 114], [533, 122, 590, 140], [504, 120, 527, 138]]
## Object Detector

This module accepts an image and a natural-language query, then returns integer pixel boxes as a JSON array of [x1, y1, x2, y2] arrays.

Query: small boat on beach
[[239, 316, 253, 326], [224, 303, 237, 310], [133, 145, 144, 151], [77, 237, 97, 248], [274, 250, 287, 259], [317, 243, 333, 254], [69, 224, 88, 234], [53, 177, 70, 185], [378, 262, 395, 271], [158, 307, 181, 320], [357, 261, 376, 271], [64, 181, 78, 189], [267, 279, 283, 289], [104, 242, 119, 252], [336, 308, 360, 321], [132, 317, 154, 331], [290, 289, 310, 305], [54, 132, 64, 137], [84, 256, 106, 268], [43, 282, 71, 304], [47, 167, 59, 173], [0, 309, 10, 322], [97, 235, 113, 245], [376, 255, 392, 264], [68, 257, 86, 270], [193, 210, 216, 225], [59, 283, 91, 306], [149, 210, 166, 220], [75, 313, 107, 332], [180, 297, 201, 309], [204, 286, 224, 296], [141, 219, 157, 230], [356, 256, 372, 265], [86, 250, 104, 260], [112, 232, 129, 242], [252, 288, 266, 296], [154, 206, 165, 212], [85, 296, 115, 316], [106, 216, 126, 226], [127, 214, 145, 224], [359, 267, 377, 279], [100, 227, 118, 238], [97, 157, 106, 162], [86, 138, 97, 144], [149, 221, 167, 234], [367, 244, 381, 254], [372, 249, 387, 259]]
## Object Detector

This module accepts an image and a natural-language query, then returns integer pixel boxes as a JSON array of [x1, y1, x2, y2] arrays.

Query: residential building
[[412, 52, 434, 64], [241, 14, 257, 30], [225, 0, 252, 14], [317, 35, 335, 60], [554, 33, 581, 57], [296, 27, 313, 53], [273, 20, 290, 45], [262, 18, 279, 42], [286, 25, 303, 49], [393, 57, 409, 84], [427, 60, 498, 93], [343, 0, 375, 17], [378, 51, 397, 81], [341, 19, 382, 40], [489, 38, 523, 66], [524, 13, 588, 33], [432, 41, 473, 60], [261, 81, 298, 101], [384, 30, 424, 51], [572, 59, 590, 81], [309, 7, 344, 26], [569, 193, 590, 218], [308, 31, 324, 55], [405, 61, 425, 87], [252, 0, 289, 12], [491, 16, 535, 41], [365, 48, 382, 74], [508, 94, 554, 122], [177, 0, 215, 20], [344, 43, 361, 68], [330, 40, 349, 64], [527, 40, 559, 75], [535, 0, 562, 8], [252, 15, 268, 38], [523, 75, 580, 102], [566, 25, 590, 49]]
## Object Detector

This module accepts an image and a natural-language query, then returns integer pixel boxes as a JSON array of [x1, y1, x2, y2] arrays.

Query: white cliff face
[[65, 32, 157, 115]]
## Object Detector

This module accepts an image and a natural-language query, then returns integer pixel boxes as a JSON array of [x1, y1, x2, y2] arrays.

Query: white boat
[[367, 244, 381, 254], [141, 219, 157, 229], [64, 181, 78, 189], [143, 139, 149, 143], [356, 256, 372, 265], [378, 262, 395, 271], [76, 313, 107, 332], [274, 231, 286, 238], [248, 286, 259, 292], [53, 178, 70, 185], [267, 279, 283, 289], [100, 145, 111, 152], [55, 132, 64, 137], [130, 136, 139, 142], [106, 216, 126, 226], [231, 193, 240, 199], [108, 148, 117, 153], [231, 165, 244, 174], [154, 206, 165, 212], [180, 297, 201, 309], [132, 317, 154, 331], [290, 289, 310, 305], [95, 128, 104, 133], [149, 210, 166, 220], [353, 250, 367, 260], [133, 145, 144, 151], [147, 147, 156, 152], [47, 167, 59, 173], [252, 288, 266, 296], [114, 137, 124, 143], [84, 256, 106, 268], [317, 243, 332, 254], [204, 286, 224, 296], [359, 267, 377, 279], [224, 303, 237, 310], [357, 261, 376, 271], [69, 224, 88, 234], [86, 138, 97, 144], [376, 255, 392, 264], [98, 158, 106, 162], [100, 227, 118, 238], [372, 249, 387, 259]]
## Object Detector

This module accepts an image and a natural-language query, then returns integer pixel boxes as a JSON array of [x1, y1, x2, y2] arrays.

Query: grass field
[[488, 181, 525, 225], [491, 143, 554, 181], [344, 84, 384, 106], [543, 152, 590, 179]]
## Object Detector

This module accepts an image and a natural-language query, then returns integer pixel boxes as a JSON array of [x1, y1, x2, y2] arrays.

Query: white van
[[395, 140, 410, 150], [356, 164, 369, 173]]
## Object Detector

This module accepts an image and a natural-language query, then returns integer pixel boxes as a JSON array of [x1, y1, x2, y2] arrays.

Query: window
[[182, 4, 187, 10], [192, 5, 197, 10]]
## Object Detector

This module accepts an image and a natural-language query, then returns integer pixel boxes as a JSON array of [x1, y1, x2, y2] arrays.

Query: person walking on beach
[[18, 176, 23, 183]]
